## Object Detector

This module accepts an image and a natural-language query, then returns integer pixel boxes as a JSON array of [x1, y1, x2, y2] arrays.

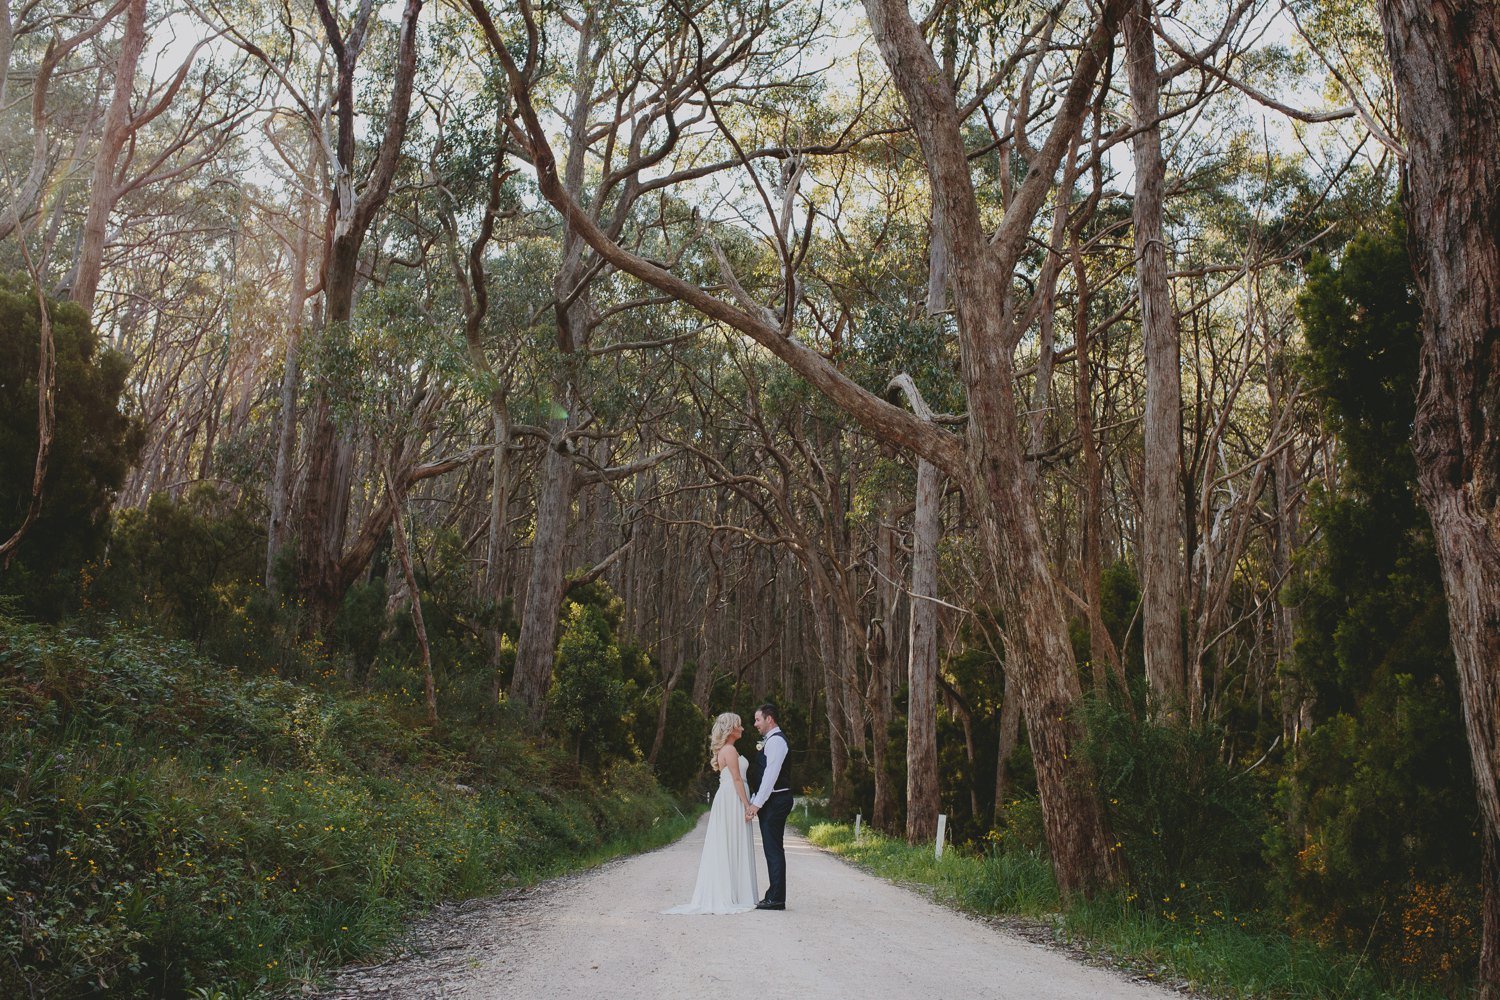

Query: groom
[[746, 702, 792, 911]]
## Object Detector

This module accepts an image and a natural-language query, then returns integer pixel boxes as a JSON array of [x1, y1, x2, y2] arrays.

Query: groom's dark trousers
[[759, 789, 794, 904]]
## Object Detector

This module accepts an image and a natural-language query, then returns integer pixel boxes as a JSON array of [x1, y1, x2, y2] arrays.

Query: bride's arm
[[721, 747, 751, 810]]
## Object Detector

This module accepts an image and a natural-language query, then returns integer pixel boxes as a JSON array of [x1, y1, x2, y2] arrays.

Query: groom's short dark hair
[[756, 701, 779, 722]]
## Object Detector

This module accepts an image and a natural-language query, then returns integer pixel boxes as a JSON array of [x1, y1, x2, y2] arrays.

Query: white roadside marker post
[[935, 814, 947, 859], [855, 813, 862, 840]]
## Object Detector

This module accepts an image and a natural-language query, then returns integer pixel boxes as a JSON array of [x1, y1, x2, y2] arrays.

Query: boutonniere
[[755, 740, 765, 751]]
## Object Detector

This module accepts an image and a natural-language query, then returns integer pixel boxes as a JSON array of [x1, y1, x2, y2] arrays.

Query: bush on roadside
[[1080, 696, 1269, 917]]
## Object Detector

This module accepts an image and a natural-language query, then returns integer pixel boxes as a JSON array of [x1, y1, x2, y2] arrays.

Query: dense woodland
[[2, 0, 1498, 995]]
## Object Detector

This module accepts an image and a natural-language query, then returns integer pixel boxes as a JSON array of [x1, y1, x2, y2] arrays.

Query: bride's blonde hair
[[708, 712, 741, 771]]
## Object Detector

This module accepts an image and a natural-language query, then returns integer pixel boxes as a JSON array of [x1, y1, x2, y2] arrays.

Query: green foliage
[[1269, 689, 1478, 980], [633, 686, 710, 793], [992, 795, 1047, 855], [1297, 208, 1423, 500], [1099, 560, 1146, 676], [546, 582, 641, 767], [331, 577, 389, 675], [0, 614, 687, 998], [90, 490, 516, 718], [1081, 697, 1269, 916], [355, 527, 510, 713], [88, 488, 311, 677], [0, 280, 142, 615], [93, 488, 263, 636], [848, 306, 962, 414], [860, 606, 1039, 844], [935, 638, 1004, 841], [1062, 893, 1447, 1000], [1278, 208, 1477, 983]]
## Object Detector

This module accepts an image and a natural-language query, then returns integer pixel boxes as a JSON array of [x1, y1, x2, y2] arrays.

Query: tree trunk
[[486, 402, 511, 599], [1267, 360, 1307, 743], [868, 667, 893, 828], [388, 474, 438, 728], [863, 0, 1125, 897], [1072, 228, 1125, 694], [1125, 0, 1186, 716], [906, 458, 943, 843], [870, 512, 900, 830], [296, 201, 369, 626], [505, 12, 600, 726], [1378, 3, 1500, 992], [297, 402, 356, 625], [927, 193, 949, 315], [508, 415, 576, 724], [267, 175, 315, 593], [648, 660, 682, 766], [0, 0, 128, 245], [962, 710, 978, 820], [69, 0, 145, 314], [992, 681, 1023, 826], [809, 579, 852, 814], [838, 616, 867, 758], [970, 415, 1120, 893]]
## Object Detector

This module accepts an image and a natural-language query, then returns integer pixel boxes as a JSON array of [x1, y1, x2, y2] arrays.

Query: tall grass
[[0, 616, 695, 998], [795, 811, 1450, 1000]]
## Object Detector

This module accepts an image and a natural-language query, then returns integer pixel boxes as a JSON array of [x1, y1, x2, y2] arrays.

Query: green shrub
[[993, 795, 1047, 855], [0, 280, 142, 616], [1080, 696, 1269, 916], [1268, 688, 1478, 980], [349, 527, 510, 714], [87, 488, 322, 681], [1277, 206, 1478, 986], [546, 584, 641, 767], [634, 687, 709, 792], [93, 488, 264, 638]]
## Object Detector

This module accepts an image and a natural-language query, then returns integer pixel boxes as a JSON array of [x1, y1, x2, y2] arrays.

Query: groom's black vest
[[755, 730, 791, 795]]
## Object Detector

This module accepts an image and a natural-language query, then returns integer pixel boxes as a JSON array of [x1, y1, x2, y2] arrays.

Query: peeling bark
[[1379, 1, 1500, 990]]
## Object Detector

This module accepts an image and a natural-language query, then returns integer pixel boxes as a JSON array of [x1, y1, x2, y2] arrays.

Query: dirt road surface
[[320, 813, 1181, 999]]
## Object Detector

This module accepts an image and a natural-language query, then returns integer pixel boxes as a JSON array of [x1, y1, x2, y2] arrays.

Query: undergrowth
[[0, 615, 693, 998]]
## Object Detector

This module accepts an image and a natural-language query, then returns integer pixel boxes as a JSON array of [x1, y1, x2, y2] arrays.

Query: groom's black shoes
[[755, 899, 785, 910]]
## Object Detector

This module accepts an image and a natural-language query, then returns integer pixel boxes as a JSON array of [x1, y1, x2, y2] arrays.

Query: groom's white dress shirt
[[752, 726, 788, 807]]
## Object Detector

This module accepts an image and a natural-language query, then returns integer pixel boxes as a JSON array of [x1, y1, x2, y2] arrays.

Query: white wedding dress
[[665, 755, 759, 914]]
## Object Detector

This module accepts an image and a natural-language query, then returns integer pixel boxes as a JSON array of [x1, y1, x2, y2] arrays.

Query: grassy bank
[[794, 812, 1449, 1000], [0, 615, 695, 998]]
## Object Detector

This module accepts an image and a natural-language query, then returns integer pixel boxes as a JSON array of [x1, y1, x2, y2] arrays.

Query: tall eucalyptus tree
[[1377, 1, 1500, 989]]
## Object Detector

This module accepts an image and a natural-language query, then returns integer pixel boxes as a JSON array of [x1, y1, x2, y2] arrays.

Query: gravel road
[[319, 813, 1183, 999]]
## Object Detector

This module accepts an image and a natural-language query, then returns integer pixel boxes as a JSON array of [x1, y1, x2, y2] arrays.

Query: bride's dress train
[[664, 755, 758, 914]]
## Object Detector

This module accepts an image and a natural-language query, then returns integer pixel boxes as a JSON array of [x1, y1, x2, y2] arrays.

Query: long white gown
[[664, 755, 759, 914]]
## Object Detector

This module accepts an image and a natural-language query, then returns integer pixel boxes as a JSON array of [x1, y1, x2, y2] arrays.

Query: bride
[[664, 712, 759, 914]]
